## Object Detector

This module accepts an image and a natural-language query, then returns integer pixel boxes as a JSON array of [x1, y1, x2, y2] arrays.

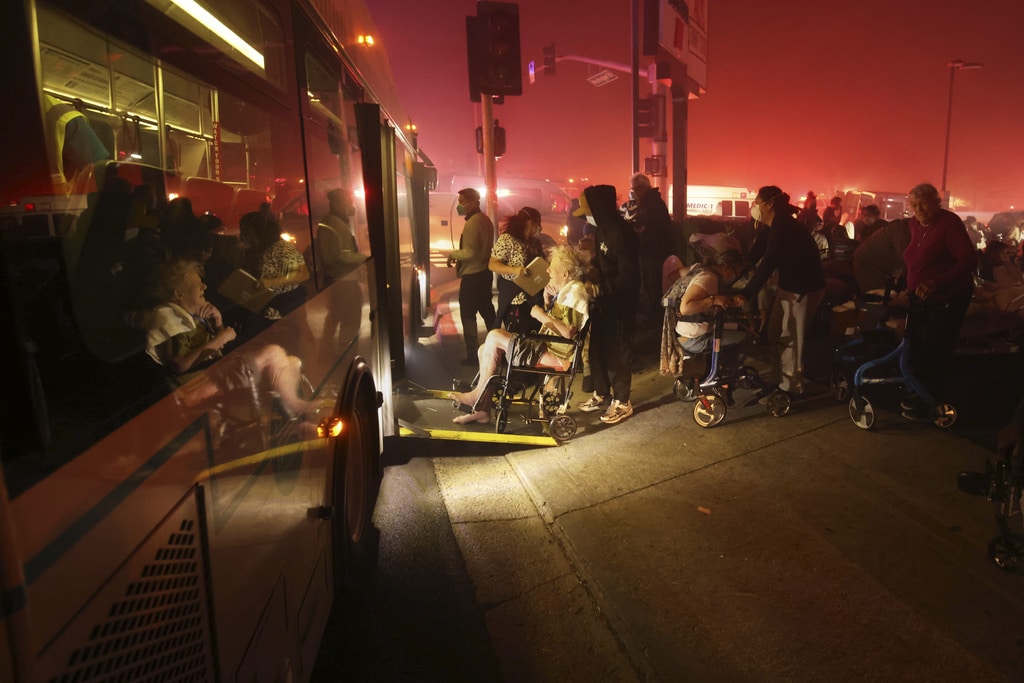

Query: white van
[[685, 185, 754, 219], [429, 175, 573, 286]]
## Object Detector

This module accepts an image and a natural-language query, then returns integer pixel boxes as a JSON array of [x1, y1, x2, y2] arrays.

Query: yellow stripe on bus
[[195, 439, 326, 481]]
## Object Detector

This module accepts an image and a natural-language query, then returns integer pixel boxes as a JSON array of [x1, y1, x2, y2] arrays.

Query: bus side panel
[[31, 488, 216, 682]]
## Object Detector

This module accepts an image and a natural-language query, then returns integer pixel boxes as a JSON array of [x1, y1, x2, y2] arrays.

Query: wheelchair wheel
[[673, 377, 699, 402], [494, 406, 508, 434], [693, 394, 726, 428], [932, 403, 957, 429], [548, 414, 577, 442], [829, 370, 850, 402], [764, 390, 791, 417], [848, 395, 875, 430]]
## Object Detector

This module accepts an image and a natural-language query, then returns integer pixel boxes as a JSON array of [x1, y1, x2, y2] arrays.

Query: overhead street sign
[[586, 69, 617, 87]]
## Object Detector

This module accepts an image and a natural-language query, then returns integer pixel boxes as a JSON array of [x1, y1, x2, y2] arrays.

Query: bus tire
[[332, 369, 382, 593]]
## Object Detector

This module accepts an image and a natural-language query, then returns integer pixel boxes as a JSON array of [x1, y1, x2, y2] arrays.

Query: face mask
[[456, 204, 468, 216], [750, 204, 763, 222], [585, 215, 597, 226]]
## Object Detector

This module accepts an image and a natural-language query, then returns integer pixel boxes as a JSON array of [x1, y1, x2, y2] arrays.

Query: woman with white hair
[[450, 245, 593, 424]]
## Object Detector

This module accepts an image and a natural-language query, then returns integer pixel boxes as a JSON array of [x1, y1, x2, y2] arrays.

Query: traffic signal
[[542, 44, 556, 75], [475, 120, 507, 157], [635, 97, 654, 138], [470, 2, 522, 96], [635, 95, 667, 141]]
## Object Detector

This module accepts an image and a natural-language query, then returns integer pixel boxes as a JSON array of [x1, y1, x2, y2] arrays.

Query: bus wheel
[[334, 380, 382, 592]]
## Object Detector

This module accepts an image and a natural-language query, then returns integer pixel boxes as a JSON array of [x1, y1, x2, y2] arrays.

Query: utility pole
[[631, 0, 640, 174], [480, 97, 498, 221]]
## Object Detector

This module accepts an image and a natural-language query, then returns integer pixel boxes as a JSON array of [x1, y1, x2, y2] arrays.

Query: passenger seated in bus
[[449, 245, 593, 425], [239, 210, 310, 321], [132, 259, 311, 417]]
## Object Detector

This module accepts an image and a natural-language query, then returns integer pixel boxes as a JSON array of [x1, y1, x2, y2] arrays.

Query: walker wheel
[[548, 414, 577, 442], [673, 377, 699, 402], [736, 366, 761, 391], [849, 396, 875, 430], [693, 394, 726, 428], [765, 390, 791, 417], [988, 534, 1024, 573], [829, 370, 850, 402], [932, 403, 957, 429]]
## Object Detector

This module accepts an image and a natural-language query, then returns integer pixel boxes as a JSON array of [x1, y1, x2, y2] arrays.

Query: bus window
[[11, 3, 312, 485], [303, 51, 369, 269]]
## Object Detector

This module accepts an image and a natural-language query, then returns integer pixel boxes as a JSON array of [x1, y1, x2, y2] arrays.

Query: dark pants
[[589, 297, 635, 403], [906, 290, 971, 404], [459, 270, 496, 354]]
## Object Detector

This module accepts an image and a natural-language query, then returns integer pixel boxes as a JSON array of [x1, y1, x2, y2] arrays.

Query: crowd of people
[[444, 174, 1022, 430]]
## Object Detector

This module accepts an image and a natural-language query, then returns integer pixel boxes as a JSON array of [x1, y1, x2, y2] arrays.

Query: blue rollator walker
[[675, 305, 791, 428], [846, 303, 958, 430]]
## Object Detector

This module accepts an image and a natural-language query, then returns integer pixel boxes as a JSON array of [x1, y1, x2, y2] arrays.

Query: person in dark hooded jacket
[[629, 172, 674, 320], [574, 185, 640, 425]]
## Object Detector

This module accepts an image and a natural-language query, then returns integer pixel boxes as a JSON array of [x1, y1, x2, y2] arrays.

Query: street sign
[[586, 69, 617, 87]]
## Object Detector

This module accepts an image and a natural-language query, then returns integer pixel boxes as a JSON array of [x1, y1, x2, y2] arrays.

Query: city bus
[[0, 0, 433, 679]]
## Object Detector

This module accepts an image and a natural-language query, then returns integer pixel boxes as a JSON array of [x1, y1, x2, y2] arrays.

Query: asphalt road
[[314, 305, 1024, 682]]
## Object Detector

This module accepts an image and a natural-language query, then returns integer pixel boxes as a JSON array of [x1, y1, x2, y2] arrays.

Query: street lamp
[[941, 59, 983, 206]]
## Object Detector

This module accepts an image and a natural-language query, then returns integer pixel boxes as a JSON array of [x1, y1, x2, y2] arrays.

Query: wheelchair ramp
[[392, 382, 560, 447]]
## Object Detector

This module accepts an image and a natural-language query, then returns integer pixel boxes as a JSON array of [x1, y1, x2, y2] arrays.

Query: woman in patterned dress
[[239, 210, 310, 323], [490, 206, 545, 332]]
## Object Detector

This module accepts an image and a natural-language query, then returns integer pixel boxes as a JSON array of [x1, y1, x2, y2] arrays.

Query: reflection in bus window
[[14, 3, 311, 477]]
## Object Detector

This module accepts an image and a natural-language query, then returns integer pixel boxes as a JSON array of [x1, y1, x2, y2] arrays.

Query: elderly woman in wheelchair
[[450, 245, 593, 426]]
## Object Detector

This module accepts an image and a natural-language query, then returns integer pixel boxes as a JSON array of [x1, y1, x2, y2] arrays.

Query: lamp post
[[941, 59, 983, 207]]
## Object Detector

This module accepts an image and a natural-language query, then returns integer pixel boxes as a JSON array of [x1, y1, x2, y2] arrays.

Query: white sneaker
[[600, 400, 633, 424], [578, 393, 606, 412]]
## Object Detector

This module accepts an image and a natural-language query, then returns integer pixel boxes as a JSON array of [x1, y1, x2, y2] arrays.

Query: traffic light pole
[[480, 96, 499, 226], [631, 0, 640, 174]]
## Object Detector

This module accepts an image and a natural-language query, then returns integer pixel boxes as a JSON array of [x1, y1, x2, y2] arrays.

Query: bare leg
[[451, 329, 514, 422], [249, 344, 310, 417]]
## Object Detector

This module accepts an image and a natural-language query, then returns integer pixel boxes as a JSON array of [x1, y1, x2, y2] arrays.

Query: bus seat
[[231, 188, 268, 227], [184, 176, 234, 222]]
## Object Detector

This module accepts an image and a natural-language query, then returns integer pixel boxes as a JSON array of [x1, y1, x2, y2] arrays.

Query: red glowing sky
[[368, 0, 1023, 211]]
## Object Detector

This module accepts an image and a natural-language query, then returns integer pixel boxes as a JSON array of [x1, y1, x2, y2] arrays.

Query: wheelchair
[[673, 305, 790, 428], [957, 421, 1024, 572], [458, 321, 590, 442]]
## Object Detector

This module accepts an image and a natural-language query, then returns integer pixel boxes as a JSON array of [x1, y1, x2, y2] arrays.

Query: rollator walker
[[674, 305, 791, 428]]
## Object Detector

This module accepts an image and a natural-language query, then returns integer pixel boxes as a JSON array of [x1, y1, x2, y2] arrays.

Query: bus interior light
[[166, 0, 265, 71]]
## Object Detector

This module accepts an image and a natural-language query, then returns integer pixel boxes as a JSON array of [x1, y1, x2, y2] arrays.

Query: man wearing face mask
[[574, 185, 640, 425], [317, 188, 368, 286], [446, 187, 497, 364], [740, 185, 825, 395]]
